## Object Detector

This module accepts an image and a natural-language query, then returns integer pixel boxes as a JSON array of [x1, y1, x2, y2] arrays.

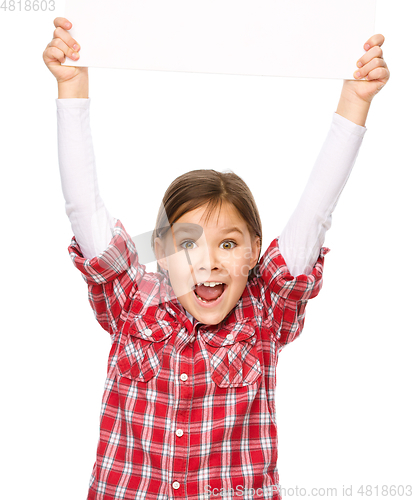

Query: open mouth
[[192, 282, 228, 305]]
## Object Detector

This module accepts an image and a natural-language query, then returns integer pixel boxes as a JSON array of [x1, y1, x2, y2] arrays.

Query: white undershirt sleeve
[[278, 112, 367, 277], [56, 98, 115, 259]]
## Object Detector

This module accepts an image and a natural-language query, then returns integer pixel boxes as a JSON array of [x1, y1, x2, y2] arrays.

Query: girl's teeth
[[197, 282, 223, 287], [196, 293, 208, 303]]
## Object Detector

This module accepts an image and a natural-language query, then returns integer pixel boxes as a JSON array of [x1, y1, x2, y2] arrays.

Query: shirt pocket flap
[[117, 315, 176, 382], [200, 319, 262, 388], [128, 314, 176, 343], [201, 318, 256, 348]]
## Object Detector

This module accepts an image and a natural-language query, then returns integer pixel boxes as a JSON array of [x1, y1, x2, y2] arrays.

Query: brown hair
[[151, 169, 263, 282]]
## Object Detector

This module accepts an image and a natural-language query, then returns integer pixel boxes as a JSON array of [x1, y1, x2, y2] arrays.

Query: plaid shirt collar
[[142, 267, 257, 347]]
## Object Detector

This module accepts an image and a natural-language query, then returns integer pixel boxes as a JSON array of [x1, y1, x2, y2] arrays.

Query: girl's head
[[152, 169, 262, 325]]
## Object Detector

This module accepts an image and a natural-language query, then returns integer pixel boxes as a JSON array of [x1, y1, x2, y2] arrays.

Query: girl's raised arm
[[278, 112, 366, 277], [279, 34, 390, 277], [44, 17, 115, 259]]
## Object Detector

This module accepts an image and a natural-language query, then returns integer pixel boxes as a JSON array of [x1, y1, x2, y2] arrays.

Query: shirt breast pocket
[[201, 320, 262, 388], [117, 314, 176, 382]]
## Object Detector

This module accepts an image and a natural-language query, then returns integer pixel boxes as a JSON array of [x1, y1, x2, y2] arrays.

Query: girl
[[43, 17, 390, 500]]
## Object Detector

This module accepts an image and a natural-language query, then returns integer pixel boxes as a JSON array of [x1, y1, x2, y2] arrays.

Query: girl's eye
[[220, 240, 236, 250], [180, 240, 236, 250], [181, 240, 197, 250]]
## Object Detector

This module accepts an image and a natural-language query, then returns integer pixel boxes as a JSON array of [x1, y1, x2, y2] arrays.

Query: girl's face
[[155, 202, 260, 326]]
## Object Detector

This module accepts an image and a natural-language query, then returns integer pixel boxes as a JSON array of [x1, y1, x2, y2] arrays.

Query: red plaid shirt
[[68, 218, 329, 500]]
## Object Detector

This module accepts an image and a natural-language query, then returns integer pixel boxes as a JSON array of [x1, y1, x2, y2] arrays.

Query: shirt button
[[226, 333, 233, 341], [180, 373, 188, 382], [142, 328, 152, 337], [172, 481, 180, 489], [176, 429, 184, 437]]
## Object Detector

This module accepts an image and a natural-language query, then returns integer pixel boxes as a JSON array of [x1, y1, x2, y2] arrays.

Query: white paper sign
[[63, 0, 376, 80]]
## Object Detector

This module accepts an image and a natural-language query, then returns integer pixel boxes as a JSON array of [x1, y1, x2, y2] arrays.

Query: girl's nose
[[195, 244, 220, 271]]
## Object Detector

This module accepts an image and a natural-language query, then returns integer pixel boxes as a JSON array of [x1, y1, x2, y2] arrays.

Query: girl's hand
[[342, 34, 390, 105], [43, 17, 88, 85]]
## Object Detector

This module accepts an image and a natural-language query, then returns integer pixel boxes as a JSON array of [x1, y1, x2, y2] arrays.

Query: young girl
[[43, 17, 390, 500]]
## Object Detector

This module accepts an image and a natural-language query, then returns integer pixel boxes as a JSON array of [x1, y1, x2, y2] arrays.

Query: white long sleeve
[[56, 98, 115, 260], [278, 112, 367, 277], [56, 98, 366, 278]]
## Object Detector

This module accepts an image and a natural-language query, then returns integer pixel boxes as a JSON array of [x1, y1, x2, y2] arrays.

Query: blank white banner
[[62, 0, 376, 80]]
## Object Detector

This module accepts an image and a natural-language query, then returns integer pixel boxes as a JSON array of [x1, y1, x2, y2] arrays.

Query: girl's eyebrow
[[218, 226, 244, 236], [172, 223, 203, 237], [172, 224, 244, 238]]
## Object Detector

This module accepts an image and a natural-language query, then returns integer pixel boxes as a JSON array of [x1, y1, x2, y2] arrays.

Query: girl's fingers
[[363, 33, 385, 51], [353, 34, 389, 82], [44, 45, 67, 65], [54, 17, 72, 30], [50, 37, 79, 61], [53, 26, 81, 53], [357, 45, 383, 68], [365, 66, 390, 82], [354, 57, 386, 80]]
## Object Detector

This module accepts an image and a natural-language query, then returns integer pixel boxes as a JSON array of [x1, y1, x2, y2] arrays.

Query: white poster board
[[63, 0, 376, 80]]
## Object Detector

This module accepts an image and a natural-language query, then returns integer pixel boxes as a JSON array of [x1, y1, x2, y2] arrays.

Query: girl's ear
[[154, 237, 168, 271], [249, 235, 261, 270]]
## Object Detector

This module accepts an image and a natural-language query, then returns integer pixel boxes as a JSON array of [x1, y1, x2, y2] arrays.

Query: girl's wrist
[[336, 84, 371, 127], [58, 76, 89, 99]]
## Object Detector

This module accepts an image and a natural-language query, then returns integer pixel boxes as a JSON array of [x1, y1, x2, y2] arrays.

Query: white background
[[1, 1, 413, 499]]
